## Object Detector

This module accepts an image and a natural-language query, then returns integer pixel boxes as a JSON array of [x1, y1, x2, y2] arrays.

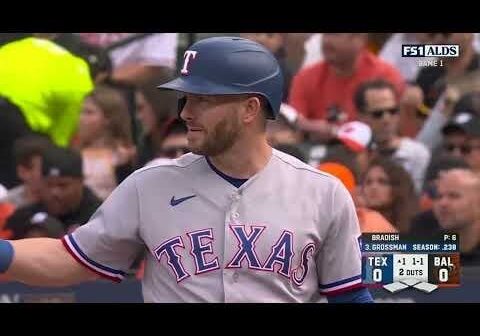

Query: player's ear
[[241, 95, 262, 125]]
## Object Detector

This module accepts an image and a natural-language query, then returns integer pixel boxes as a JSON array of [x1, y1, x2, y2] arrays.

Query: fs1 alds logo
[[402, 44, 460, 57]]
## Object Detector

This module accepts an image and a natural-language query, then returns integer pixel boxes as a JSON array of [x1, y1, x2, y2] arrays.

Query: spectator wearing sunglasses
[[444, 113, 480, 175], [355, 79, 431, 193], [438, 112, 480, 176], [440, 112, 479, 159]]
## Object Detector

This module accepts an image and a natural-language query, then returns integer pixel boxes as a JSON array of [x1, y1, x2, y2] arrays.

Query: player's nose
[[179, 97, 194, 122]]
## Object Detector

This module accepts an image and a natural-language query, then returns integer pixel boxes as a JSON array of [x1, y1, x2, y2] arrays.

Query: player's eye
[[189, 95, 210, 104], [194, 95, 207, 101]]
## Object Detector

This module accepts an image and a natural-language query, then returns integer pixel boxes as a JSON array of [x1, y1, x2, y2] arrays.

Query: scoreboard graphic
[[361, 233, 460, 293]]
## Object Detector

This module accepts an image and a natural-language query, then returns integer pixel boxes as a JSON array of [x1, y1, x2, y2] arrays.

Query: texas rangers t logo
[[181, 50, 198, 75]]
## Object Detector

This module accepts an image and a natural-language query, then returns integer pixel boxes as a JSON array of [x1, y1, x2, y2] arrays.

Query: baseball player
[[0, 37, 372, 303]]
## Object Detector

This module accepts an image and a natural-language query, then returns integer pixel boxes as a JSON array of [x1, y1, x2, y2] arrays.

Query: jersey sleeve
[[316, 181, 363, 296], [61, 173, 144, 282]]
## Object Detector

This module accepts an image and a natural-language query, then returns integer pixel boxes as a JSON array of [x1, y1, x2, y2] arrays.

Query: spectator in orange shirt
[[318, 161, 397, 234], [361, 158, 418, 233], [289, 33, 405, 141], [355, 79, 431, 193]]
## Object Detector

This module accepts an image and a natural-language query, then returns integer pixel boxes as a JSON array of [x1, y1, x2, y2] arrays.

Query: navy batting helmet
[[157, 36, 283, 119]]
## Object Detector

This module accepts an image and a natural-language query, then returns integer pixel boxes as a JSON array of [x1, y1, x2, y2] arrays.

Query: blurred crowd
[[0, 33, 480, 276]]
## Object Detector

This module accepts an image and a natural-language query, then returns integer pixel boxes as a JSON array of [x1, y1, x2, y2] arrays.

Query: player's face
[[362, 166, 393, 210], [433, 174, 477, 230], [41, 176, 84, 217], [135, 91, 157, 135], [79, 97, 109, 144], [179, 94, 245, 156], [362, 88, 399, 143]]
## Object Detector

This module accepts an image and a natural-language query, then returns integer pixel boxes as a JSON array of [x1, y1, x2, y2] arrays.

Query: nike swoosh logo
[[170, 194, 196, 206]]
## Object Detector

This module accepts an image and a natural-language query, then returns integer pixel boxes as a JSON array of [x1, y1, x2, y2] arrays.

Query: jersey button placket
[[229, 192, 241, 223], [224, 192, 241, 302]]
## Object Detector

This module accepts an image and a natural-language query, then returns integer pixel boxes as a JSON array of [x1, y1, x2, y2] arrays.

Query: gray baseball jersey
[[62, 149, 362, 302]]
